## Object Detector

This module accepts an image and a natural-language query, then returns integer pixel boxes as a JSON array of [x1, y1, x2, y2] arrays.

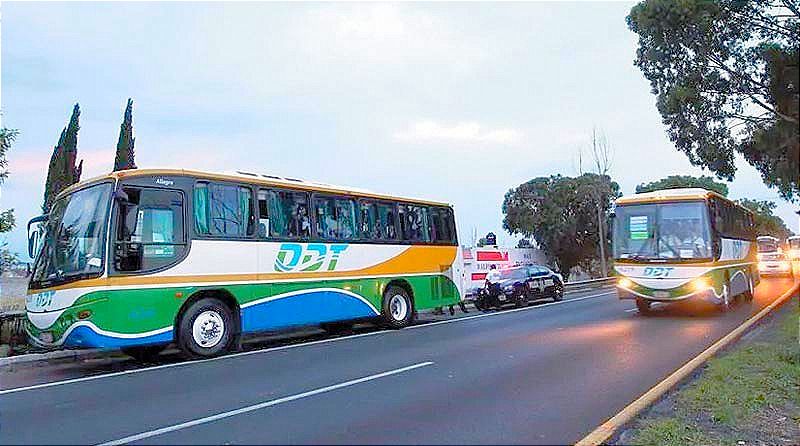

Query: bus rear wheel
[[178, 298, 235, 358], [382, 286, 414, 329]]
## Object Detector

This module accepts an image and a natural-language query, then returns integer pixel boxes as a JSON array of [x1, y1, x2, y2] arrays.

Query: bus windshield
[[31, 183, 113, 287], [613, 201, 712, 261]]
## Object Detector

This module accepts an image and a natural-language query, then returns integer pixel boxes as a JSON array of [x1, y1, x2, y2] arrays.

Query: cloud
[[393, 121, 523, 145]]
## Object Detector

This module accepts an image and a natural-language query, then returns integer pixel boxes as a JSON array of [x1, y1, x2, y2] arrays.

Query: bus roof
[[58, 168, 453, 207], [615, 187, 728, 206]]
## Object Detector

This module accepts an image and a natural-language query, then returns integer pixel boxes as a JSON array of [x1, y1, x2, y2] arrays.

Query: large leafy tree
[[43, 104, 83, 212], [502, 174, 620, 279], [627, 0, 799, 201], [113, 98, 137, 171], [636, 175, 730, 196], [736, 198, 794, 239], [1, 127, 20, 271]]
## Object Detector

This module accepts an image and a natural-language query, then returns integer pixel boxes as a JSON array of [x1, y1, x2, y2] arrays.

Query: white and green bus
[[612, 188, 758, 314], [26, 169, 464, 359]]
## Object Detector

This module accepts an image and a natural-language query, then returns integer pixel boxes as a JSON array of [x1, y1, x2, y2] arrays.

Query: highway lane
[[0, 284, 616, 391], [0, 278, 795, 444]]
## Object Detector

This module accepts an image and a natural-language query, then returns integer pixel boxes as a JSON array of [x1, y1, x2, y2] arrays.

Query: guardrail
[[564, 276, 616, 289], [0, 310, 27, 354]]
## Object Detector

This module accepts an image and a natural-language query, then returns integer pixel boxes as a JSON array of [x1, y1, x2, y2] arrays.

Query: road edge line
[[575, 281, 800, 446]]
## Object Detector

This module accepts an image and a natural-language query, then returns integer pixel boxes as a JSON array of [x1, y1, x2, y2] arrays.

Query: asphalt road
[[0, 278, 796, 445]]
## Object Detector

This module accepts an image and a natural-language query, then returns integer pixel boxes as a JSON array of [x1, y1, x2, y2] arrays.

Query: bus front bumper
[[616, 285, 726, 305], [26, 313, 173, 350]]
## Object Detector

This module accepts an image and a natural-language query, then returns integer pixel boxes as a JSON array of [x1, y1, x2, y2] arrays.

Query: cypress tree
[[42, 104, 83, 212], [113, 98, 137, 171]]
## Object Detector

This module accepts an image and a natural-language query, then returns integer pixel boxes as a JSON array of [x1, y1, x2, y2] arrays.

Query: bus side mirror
[[27, 214, 48, 258]]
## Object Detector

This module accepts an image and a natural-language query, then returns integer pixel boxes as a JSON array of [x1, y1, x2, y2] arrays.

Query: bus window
[[430, 207, 456, 243], [377, 203, 397, 241], [267, 189, 311, 239], [399, 204, 431, 242], [194, 182, 254, 237], [115, 188, 186, 272], [257, 189, 269, 238], [360, 201, 380, 240], [314, 196, 357, 240]]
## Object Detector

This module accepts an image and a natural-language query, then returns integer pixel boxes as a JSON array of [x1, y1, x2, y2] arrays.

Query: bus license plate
[[653, 291, 669, 298]]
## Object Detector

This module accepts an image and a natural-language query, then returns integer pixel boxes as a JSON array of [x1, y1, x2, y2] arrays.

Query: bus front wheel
[[382, 286, 414, 329], [178, 298, 235, 358]]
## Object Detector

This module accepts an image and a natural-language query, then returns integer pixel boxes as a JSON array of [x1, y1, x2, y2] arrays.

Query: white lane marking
[[0, 288, 616, 396], [406, 290, 618, 330], [96, 361, 434, 446], [625, 308, 638, 313]]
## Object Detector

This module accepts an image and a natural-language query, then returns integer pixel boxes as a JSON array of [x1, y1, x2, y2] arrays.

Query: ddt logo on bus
[[274, 243, 348, 272], [26, 290, 55, 311], [643, 267, 674, 278]]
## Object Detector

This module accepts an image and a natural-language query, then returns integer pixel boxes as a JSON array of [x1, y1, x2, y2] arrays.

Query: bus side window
[[314, 195, 356, 240], [115, 188, 186, 273], [377, 203, 397, 241], [430, 207, 456, 244], [267, 189, 311, 239], [399, 204, 431, 242], [195, 182, 254, 237], [360, 201, 380, 240], [257, 189, 269, 238]]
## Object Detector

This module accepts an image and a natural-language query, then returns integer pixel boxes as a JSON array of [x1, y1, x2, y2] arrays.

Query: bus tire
[[636, 298, 652, 315], [178, 298, 235, 358], [382, 286, 414, 329], [121, 344, 166, 362]]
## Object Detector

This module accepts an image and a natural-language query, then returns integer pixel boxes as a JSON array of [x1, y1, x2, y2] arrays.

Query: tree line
[[42, 99, 138, 212], [0, 99, 137, 270]]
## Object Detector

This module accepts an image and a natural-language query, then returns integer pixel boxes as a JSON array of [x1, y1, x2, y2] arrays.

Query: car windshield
[[613, 201, 712, 261], [500, 268, 528, 280], [31, 183, 113, 287]]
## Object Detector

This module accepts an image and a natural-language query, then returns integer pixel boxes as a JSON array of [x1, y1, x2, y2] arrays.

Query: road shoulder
[[617, 296, 799, 446]]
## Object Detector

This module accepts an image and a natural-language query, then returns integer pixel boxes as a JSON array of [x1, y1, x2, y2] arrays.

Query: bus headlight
[[691, 277, 710, 292], [618, 278, 633, 288]]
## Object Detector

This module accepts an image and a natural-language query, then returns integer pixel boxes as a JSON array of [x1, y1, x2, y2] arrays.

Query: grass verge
[[623, 300, 799, 446]]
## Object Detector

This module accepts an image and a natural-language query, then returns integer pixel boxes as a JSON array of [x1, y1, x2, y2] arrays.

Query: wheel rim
[[192, 310, 225, 348], [389, 294, 408, 321]]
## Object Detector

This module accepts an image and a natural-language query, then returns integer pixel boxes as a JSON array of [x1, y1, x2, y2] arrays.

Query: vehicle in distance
[[757, 251, 793, 277], [787, 235, 800, 261], [25, 168, 464, 360], [475, 265, 564, 310], [613, 188, 758, 314]]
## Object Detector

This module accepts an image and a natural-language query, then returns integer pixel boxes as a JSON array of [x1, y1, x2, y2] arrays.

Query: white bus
[[26, 169, 464, 359]]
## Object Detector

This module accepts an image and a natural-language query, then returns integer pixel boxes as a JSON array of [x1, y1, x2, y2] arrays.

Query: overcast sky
[[2, 1, 797, 259]]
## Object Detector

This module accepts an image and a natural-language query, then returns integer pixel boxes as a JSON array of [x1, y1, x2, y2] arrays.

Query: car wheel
[[636, 298, 652, 315], [382, 286, 414, 329], [552, 285, 564, 302], [515, 292, 527, 308], [121, 344, 166, 362], [178, 298, 235, 359]]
